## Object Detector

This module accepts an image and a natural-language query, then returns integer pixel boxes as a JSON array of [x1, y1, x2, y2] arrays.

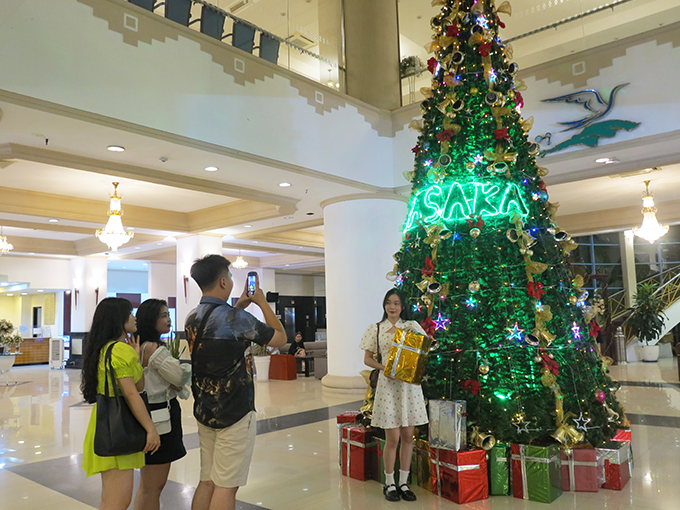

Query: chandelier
[[95, 182, 134, 251], [0, 227, 13, 256], [632, 180, 669, 244], [232, 250, 248, 269]]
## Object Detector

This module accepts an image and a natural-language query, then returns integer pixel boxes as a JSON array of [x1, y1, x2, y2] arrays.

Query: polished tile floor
[[1, 359, 679, 510]]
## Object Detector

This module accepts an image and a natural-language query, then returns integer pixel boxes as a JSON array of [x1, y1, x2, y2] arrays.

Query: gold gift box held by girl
[[384, 329, 432, 385]]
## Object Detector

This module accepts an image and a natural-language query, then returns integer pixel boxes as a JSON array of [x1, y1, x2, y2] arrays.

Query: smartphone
[[247, 272, 258, 296]]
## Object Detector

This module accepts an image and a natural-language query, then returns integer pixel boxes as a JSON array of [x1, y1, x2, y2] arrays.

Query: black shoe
[[399, 484, 417, 502], [383, 483, 400, 502]]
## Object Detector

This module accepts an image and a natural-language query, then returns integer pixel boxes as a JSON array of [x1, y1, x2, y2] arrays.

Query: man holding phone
[[185, 254, 286, 510]]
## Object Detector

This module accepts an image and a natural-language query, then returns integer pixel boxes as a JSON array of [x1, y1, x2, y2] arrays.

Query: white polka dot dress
[[359, 319, 429, 430]]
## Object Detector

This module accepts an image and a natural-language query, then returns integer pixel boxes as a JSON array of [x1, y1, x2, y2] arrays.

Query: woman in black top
[[288, 332, 306, 356]]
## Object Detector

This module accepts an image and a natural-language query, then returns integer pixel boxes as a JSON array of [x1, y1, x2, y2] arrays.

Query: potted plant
[[625, 282, 667, 362], [0, 319, 21, 354], [251, 342, 271, 382]]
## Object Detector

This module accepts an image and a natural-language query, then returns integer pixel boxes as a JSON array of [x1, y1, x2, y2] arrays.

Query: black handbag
[[369, 323, 381, 390], [94, 342, 149, 457]]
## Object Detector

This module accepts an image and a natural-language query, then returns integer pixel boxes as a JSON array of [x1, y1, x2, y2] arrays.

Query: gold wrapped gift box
[[384, 328, 432, 385]]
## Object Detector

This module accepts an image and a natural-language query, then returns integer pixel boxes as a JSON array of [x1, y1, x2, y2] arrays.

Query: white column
[[148, 262, 177, 302], [321, 196, 407, 391], [621, 230, 637, 307], [69, 257, 108, 332], [175, 234, 224, 330]]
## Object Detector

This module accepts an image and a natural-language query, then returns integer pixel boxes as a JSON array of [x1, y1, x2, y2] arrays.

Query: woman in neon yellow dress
[[81, 297, 161, 510]]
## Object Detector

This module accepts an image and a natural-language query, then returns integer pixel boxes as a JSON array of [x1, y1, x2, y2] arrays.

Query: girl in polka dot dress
[[360, 289, 428, 502]]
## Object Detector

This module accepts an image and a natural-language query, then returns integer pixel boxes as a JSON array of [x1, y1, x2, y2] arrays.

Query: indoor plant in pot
[[251, 342, 271, 382], [626, 281, 667, 362]]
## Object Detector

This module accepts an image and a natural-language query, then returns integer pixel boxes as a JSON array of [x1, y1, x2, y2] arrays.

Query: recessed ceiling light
[[306, 212, 314, 216], [134, 247, 142, 250], [285, 264, 290, 267], [6, 293, 14, 296], [37, 290, 44, 293], [157, 242, 163, 246], [205, 166, 218, 172], [595, 158, 609, 163], [298, 246, 304, 249], [595, 157, 618, 164], [284, 216, 294, 220], [28, 252, 35, 255], [21, 292, 28, 295], [252, 241, 259, 244], [48, 218, 59, 223], [107, 145, 125, 152], [143, 263, 148, 266], [279, 182, 292, 187], [243, 225, 252, 228]]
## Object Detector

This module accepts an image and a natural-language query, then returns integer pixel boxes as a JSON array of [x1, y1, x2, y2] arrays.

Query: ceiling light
[[306, 212, 314, 216], [48, 218, 59, 223], [284, 216, 294, 220], [163, 236, 177, 242], [232, 250, 248, 269], [37, 290, 44, 293], [0, 227, 14, 256], [107, 145, 125, 152], [243, 225, 252, 228], [156, 242, 163, 246], [21, 292, 28, 295], [134, 247, 142, 250], [28, 252, 35, 255], [6, 293, 13, 297], [95, 182, 134, 251], [633, 180, 669, 243], [0, 283, 7, 286], [204, 166, 218, 172], [279, 182, 292, 187], [595, 157, 618, 164], [595, 157, 609, 163], [252, 241, 259, 244]]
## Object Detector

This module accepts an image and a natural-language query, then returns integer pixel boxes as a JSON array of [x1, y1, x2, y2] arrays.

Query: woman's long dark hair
[[136, 298, 167, 347], [380, 288, 409, 322], [80, 297, 133, 404]]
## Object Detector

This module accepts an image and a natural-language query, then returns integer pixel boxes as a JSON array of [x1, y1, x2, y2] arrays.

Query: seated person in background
[[288, 332, 306, 357]]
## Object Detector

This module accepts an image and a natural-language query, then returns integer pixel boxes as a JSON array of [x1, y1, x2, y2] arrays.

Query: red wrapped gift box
[[561, 447, 599, 492], [337, 412, 362, 469], [597, 442, 631, 490], [341, 425, 375, 481], [269, 354, 297, 380], [430, 447, 488, 504]]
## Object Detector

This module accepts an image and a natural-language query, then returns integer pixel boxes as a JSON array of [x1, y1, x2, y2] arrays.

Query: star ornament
[[572, 412, 591, 432], [506, 322, 524, 342], [433, 313, 450, 331], [571, 322, 582, 340], [514, 420, 531, 434], [465, 297, 477, 309]]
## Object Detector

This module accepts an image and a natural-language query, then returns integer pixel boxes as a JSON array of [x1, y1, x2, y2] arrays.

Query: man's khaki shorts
[[197, 411, 257, 488]]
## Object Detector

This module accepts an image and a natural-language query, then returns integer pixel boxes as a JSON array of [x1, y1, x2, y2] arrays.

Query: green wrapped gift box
[[511, 443, 562, 503], [489, 442, 511, 496]]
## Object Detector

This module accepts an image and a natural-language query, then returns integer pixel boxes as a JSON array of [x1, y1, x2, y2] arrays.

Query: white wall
[[275, 273, 324, 296], [107, 269, 148, 295], [0, 256, 71, 290], [148, 262, 177, 302]]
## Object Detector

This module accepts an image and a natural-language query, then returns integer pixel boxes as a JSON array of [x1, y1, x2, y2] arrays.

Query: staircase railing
[[607, 263, 680, 321]]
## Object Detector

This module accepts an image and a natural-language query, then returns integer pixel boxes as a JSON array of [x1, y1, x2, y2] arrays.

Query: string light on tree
[[433, 313, 451, 331]]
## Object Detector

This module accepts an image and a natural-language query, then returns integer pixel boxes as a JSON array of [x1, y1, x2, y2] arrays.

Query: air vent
[[0, 160, 15, 169], [609, 167, 661, 179], [229, 0, 250, 14], [286, 32, 315, 49]]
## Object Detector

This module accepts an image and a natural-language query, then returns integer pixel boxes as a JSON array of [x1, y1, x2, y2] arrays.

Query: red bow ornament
[[422, 256, 435, 277], [463, 379, 481, 395], [479, 42, 492, 58], [494, 128, 510, 141], [411, 145, 420, 155], [540, 353, 560, 377], [436, 129, 455, 142], [427, 57, 439, 74], [515, 91, 524, 108], [527, 281, 546, 299], [446, 24, 459, 37], [466, 215, 485, 229], [421, 317, 436, 337], [589, 320, 601, 339]]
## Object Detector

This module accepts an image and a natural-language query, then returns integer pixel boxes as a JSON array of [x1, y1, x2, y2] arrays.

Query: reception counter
[[14, 337, 49, 365]]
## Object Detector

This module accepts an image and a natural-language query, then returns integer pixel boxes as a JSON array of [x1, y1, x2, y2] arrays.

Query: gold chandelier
[[232, 250, 248, 269], [95, 182, 134, 251], [0, 227, 13, 256], [632, 180, 669, 244]]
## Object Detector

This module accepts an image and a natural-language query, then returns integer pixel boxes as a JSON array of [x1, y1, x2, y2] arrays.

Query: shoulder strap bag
[[143, 343, 173, 436], [369, 323, 382, 390], [94, 342, 150, 457]]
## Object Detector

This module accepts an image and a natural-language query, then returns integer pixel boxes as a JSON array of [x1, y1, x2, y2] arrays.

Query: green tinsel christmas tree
[[392, 0, 627, 447]]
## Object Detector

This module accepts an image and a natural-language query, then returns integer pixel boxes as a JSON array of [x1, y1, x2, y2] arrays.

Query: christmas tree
[[392, 0, 627, 447]]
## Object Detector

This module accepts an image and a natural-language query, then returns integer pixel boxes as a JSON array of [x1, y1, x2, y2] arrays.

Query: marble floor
[[1, 360, 679, 510]]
